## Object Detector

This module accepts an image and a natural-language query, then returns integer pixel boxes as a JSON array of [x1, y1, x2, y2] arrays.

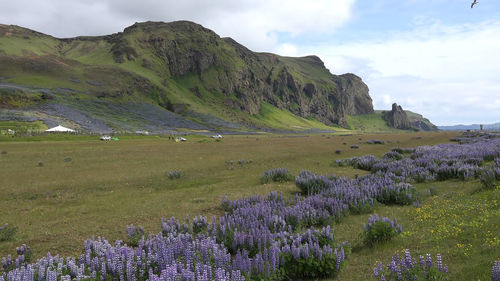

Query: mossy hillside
[[252, 102, 340, 131], [278, 55, 335, 84], [0, 28, 59, 57], [346, 112, 401, 132], [0, 88, 47, 108]]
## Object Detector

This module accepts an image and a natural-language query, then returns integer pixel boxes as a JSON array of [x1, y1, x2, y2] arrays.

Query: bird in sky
[[471, 0, 479, 8]]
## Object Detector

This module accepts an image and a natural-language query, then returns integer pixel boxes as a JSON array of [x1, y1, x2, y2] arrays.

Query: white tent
[[45, 125, 75, 132]]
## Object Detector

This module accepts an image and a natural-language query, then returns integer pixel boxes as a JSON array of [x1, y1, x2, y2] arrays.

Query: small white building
[[212, 134, 222, 139], [45, 125, 75, 132]]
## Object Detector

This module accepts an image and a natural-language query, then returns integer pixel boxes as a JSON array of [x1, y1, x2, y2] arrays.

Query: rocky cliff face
[[116, 21, 374, 127], [383, 103, 412, 129], [333, 73, 374, 116]]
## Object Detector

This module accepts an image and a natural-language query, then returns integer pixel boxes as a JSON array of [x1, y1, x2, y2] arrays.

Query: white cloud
[[275, 43, 299, 57], [0, 0, 356, 51], [299, 19, 500, 125]]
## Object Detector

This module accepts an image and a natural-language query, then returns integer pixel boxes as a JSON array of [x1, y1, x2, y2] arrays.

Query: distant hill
[[0, 21, 433, 133], [439, 122, 500, 131]]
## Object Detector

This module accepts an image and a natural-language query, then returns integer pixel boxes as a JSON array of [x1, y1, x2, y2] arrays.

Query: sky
[[1, 0, 499, 125]]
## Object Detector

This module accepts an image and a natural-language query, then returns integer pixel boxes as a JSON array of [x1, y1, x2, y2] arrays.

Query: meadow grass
[[2, 131, 498, 280]]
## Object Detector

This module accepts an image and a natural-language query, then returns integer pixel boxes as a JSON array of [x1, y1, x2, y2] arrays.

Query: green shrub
[[281, 244, 349, 280], [260, 168, 293, 184], [0, 223, 17, 242], [362, 214, 402, 246], [125, 224, 145, 247], [479, 167, 499, 190], [376, 184, 416, 205], [167, 170, 182, 180]]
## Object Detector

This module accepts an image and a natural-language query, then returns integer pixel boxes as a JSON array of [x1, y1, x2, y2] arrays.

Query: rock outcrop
[[383, 103, 412, 129], [406, 111, 438, 131], [333, 73, 374, 116]]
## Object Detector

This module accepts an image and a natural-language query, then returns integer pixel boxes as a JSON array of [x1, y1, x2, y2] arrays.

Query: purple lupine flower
[[436, 253, 443, 272], [374, 250, 449, 281], [426, 253, 432, 268], [404, 249, 413, 269], [492, 260, 500, 281]]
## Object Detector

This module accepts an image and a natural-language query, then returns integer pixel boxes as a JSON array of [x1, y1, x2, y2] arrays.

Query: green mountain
[[1, 21, 381, 133]]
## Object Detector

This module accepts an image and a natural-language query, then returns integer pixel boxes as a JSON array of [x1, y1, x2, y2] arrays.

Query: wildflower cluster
[[260, 168, 293, 184], [1, 245, 32, 273], [2, 189, 350, 281], [336, 136, 500, 183], [373, 249, 449, 281], [295, 170, 416, 207], [362, 214, 402, 245], [167, 170, 182, 180], [450, 131, 499, 144], [126, 224, 146, 247]]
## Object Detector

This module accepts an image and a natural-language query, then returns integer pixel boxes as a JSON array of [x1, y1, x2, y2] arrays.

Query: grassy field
[[1, 131, 499, 280]]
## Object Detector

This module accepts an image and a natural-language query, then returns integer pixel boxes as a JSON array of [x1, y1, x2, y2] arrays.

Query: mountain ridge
[[0, 21, 432, 133], [439, 122, 500, 131]]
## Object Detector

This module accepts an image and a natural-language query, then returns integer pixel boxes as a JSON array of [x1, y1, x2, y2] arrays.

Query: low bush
[[376, 183, 416, 205], [348, 199, 377, 215], [167, 170, 182, 180], [0, 223, 17, 242], [260, 168, 293, 184], [362, 214, 402, 246], [281, 243, 349, 280], [125, 224, 145, 247], [427, 186, 439, 196], [479, 167, 499, 190], [295, 170, 331, 193], [366, 139, 385, 144], [383, 151, 404, 160], [391, 147, 415, 154]]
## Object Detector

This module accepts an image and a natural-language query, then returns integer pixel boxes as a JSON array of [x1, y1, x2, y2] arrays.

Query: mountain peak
[[123, 20, 218, 36]]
